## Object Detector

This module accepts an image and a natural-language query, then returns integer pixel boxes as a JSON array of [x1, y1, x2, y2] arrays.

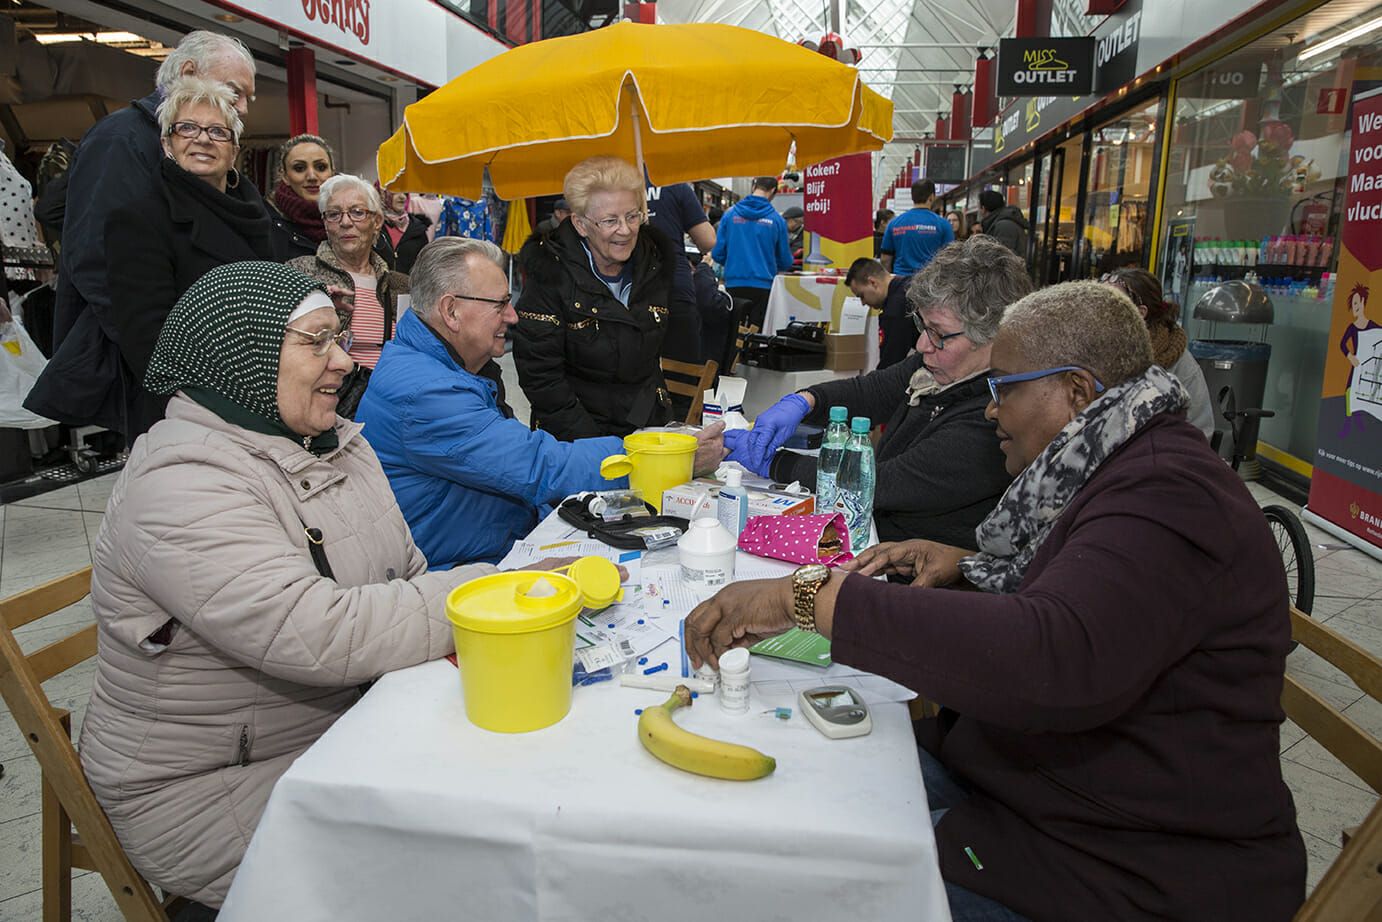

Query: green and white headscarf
[[145, 261, 339, 454]]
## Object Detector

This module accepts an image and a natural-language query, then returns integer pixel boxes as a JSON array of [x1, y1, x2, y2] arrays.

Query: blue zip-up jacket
[[358, 310, 624, 567], [710, 195, 793, 290]]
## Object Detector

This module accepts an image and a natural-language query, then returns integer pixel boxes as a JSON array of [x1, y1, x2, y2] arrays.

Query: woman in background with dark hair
[[1103, 267, 1214, 437]]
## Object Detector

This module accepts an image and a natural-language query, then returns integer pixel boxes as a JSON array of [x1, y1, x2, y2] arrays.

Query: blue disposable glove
[[746, 392, 812, 461], [723, 428, 773, 477]]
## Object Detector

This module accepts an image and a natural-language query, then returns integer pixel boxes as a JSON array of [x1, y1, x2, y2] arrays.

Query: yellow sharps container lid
[[565, 556, 624, 610], [446, 571, 582, 635]]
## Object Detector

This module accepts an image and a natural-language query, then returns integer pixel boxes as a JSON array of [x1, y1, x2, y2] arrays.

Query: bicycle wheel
[[1263, 505, 1315, 616]]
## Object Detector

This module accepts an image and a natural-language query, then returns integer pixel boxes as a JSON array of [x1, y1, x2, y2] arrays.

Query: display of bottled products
[[815, 406, 849, 514], [1192, 235, 1333, 268], [834, 417, 875, 553]]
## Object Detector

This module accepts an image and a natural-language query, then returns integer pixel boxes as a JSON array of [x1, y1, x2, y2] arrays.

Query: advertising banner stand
[[1303, 76, 1382, 562]]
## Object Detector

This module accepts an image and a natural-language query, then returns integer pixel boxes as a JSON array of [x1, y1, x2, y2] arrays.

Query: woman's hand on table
[[692, 420, 727, 476], [685, 577, 794, 670], [841, 540, 968, 587]]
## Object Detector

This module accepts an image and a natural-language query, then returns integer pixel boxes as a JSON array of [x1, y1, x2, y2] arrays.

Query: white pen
[[620, 673, 716, 694]]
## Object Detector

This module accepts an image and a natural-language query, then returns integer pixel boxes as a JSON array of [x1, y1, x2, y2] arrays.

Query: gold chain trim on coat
[[567, 318, 596, 331], [518, 310, 559, 325]]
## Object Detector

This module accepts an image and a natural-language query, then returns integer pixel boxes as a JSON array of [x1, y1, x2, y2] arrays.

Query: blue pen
[[679, 619, 690, 678]]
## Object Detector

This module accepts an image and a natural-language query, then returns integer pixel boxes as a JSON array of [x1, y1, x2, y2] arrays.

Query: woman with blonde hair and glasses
[[514, 155, 678, 440], [289, 173, 409, 417], [28, 75, 274, 444]]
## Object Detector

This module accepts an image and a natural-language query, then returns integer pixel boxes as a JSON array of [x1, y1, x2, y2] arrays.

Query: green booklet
[[751, 628, 833, 667]]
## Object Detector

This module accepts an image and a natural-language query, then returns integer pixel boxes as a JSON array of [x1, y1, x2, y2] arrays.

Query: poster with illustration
[[1160, 218, 1195, 318], [1306, 78, 1382, 554]]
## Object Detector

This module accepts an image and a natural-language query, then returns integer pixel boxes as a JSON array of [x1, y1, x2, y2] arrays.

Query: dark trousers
[[726, 285, 771, 332]]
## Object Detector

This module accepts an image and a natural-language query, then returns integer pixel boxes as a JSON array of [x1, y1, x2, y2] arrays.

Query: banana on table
[[637, 686, 776, 781]]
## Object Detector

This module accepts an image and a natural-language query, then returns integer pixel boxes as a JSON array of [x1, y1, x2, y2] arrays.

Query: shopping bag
[[0, 320, 56, 428]]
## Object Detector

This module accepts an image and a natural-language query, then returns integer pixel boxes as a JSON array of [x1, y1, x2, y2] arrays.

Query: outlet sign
[[997, 38, 1095, 96]]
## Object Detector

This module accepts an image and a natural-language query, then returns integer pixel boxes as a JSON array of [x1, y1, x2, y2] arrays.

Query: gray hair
[[907, 235, 1032, 345], [318, 174, 382, 215], [411, 237, 507, 318], [156, 31, 255, 95], [155, 77, 243, 143], [1000, 281, 1153, 388]]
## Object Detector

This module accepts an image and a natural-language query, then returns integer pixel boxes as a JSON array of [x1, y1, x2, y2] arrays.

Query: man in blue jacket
[[359, 238, 725, 567], [879, 179, 953, 277], [710, 176, 794, 330]]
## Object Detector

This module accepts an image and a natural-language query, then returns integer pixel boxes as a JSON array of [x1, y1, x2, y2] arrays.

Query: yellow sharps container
[[446, 570, 583, 733]]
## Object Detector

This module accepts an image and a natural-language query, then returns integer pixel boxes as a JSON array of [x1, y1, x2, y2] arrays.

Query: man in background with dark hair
[[710, 176, 793, 329], [978, 188, 1029, 256], [846, 257, 912, 369], [879, 179, 952, 277]]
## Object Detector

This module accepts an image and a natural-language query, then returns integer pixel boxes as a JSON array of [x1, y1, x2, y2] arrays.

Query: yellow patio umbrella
[[378, 21, 893, 199], [500, 199, 532, 253]]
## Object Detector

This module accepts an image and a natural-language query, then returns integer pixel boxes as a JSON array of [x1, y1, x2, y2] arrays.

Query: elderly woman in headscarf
[[514, 155, 678, 440], [687, 281, 1305, 922], [76, 262, 566, 913], [377, 186, 430, 274], [289, 173, 409, 416], [1102, 266, 1214, 437]]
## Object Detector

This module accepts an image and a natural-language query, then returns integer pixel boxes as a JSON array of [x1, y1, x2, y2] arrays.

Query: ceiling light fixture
[[1299, 14, 1382, 61], [36, 30, 145, 44], [214, 13, 242, 23]]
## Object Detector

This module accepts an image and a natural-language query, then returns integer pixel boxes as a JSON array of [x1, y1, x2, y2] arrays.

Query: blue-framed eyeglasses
[[986, 366, 1106, 405]]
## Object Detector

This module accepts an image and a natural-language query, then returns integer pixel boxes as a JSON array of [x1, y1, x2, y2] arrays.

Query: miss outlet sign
[[996, 38, 1095, 96]]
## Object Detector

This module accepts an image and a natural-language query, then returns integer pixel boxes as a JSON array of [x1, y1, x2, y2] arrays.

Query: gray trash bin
[[1189, 339, 1272, 462]]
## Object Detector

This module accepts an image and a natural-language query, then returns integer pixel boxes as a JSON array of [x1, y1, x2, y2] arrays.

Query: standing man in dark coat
[[978, 189, 1029, 257], [24, 31, 257, 435]]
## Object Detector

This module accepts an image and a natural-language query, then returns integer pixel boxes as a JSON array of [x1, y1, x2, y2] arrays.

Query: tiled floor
[[1, 354, 1379, 919]]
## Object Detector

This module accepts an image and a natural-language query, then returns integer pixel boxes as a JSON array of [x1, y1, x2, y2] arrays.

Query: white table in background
[[219, 508, 949, 922]]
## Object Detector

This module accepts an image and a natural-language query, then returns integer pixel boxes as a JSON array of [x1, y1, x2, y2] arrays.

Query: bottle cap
[[719, 646, 750, 674], [724, 468, 742, 488], [850, 416, 871, 433], [829, 405, 848, 422]]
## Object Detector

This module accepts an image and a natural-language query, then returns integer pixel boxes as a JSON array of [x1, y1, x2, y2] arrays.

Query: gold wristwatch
[[791, 563, 831, 633]]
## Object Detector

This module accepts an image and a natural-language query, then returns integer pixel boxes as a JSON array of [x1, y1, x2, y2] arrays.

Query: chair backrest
[[0, 568, 171, 922], [660, 357, 718, 425], [1286, 605, 1382, 920], [728, 323, 759, 375]]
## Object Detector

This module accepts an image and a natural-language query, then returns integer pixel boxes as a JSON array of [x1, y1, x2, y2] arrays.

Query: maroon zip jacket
[[832, 412, 1306, 922]]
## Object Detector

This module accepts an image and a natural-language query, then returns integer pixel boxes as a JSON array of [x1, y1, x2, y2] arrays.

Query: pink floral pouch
[[736, 512, 854, 566]]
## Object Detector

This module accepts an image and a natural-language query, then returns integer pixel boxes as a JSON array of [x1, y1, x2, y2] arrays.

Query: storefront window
[[1082, 99, 1160, 277], [1157, 0, 1382, 466]]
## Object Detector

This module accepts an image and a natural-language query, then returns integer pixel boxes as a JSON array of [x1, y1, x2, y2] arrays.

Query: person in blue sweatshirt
[[358, 236, 727, 566], [710, 176, 794, 330]]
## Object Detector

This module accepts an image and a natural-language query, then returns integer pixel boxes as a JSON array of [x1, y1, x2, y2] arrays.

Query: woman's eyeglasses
[[323, 207, 376, 225], [287, 326, 354, 356], [986, 366, 1106, 406], [170, 121, 235, 143], [911, 313, 966, 350], [582, 211, 647, 232]]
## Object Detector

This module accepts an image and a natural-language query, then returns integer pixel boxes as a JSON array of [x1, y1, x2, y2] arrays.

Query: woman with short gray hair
[[45, 75, 275, 443], [727, 235, 1031, 548], [689, 279, 1305, 922], [289, 173, 409, 416]]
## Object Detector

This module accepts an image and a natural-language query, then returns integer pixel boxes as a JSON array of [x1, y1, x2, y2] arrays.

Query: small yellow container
[[599, 431, 697, 508], [446, 570, 583, 733]]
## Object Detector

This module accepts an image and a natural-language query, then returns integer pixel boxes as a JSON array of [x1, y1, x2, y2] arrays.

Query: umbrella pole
[[630, 92, 645, 179]]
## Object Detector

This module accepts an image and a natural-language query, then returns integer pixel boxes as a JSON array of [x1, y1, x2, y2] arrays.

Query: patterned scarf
[[273, 180, 327, 242], [144, 261, 339, 454], [959, 364, 1188, 594], [1147, 321, 1188, 370], [905, 365, 986, 405]]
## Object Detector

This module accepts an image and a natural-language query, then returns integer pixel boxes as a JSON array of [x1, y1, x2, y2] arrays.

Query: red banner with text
[[802, 153, 873, 269], [1307, 77, 1382, 553]]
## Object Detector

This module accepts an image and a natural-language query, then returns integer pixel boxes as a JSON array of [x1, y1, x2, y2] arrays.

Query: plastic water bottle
[[835, 417, 875, 552], [815, 406, 850, 514]]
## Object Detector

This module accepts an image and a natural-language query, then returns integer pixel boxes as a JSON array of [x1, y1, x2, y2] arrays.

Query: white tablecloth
[[764, 274, 880, 371], [220, 509, 949, 922]]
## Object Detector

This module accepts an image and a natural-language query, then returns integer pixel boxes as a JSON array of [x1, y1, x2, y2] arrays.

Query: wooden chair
[[1286, 605, 1382, 921], [726, 323, 759, 375], [0, 568, 177, 922], [660, 357, 718, 425]]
